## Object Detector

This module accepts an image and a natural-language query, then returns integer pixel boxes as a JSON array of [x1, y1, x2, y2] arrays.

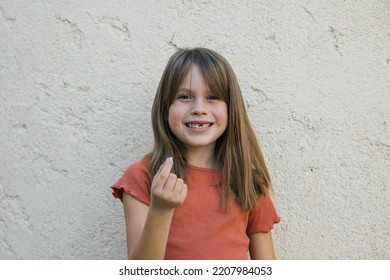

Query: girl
[[112, 48, 280, 260]]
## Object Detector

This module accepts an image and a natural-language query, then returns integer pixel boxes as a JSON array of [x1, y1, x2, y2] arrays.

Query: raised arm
[[123, 157, 187, 259]]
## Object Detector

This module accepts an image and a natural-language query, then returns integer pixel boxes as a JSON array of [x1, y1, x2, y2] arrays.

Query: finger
[[171, 178, 184, 192], [153, 157, 174, 188], [178, 183, 188, 202], [162, 157, 174, 175], [163, 173, 178, 191], [156, 157, 173, 176], [172, 180, 187, 199]]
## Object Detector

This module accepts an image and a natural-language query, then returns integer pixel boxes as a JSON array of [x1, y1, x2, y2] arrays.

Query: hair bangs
[[192, 51, 230, 103], [164, 54, 194, 106]]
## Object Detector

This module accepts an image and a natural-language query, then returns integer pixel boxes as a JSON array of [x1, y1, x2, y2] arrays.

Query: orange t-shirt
[[112, 155, 280, 260]]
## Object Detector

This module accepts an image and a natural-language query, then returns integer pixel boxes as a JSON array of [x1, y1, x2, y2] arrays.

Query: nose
[[190, 97, 207, 115]]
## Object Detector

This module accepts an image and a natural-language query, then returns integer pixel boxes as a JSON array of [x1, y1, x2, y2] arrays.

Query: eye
[[207, 95, 221, 101], [177, 93, 192, 100]]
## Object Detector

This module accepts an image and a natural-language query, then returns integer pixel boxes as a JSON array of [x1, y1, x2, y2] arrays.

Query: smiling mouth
[[185, 123, 213, 128]]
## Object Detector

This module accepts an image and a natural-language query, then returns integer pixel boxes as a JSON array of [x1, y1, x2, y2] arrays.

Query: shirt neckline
[[187, 164, 222, 173]]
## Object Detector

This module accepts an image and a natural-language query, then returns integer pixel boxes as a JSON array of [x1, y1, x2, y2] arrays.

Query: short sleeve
[[246, 191, 281, 234], [111, 155, 151, 206]]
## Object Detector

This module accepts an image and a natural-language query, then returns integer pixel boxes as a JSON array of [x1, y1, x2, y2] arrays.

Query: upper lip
[[185, 121, 212, 124]]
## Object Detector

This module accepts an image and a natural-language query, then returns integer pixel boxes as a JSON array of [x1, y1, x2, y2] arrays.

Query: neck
[[185, 146, 216, 169]]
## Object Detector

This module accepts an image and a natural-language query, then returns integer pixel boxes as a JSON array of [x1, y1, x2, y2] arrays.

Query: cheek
[[216, 104, 228, 125], [168, 104, 182, 128], [167, 107, 175, 129]]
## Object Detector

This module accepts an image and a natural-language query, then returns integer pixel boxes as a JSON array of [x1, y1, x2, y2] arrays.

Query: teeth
[[188, 123, 210, 128]]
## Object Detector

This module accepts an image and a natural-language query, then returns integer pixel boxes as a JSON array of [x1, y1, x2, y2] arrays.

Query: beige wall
[[0, 0, 389, 259]]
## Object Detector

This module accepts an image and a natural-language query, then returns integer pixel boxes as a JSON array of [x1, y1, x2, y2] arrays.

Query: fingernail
[[167, 157, 173, 162]]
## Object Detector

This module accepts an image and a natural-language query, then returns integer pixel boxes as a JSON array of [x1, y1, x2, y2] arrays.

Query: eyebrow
[[176, 86, 212, 93], [177, 87, 192, 92]]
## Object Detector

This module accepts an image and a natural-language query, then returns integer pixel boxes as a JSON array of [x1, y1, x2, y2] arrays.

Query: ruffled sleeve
[[111, 155, 152, 206], [246, 191, 281, 234]]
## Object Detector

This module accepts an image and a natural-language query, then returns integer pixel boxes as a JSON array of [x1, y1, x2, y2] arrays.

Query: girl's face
[[168, 64, 228, 155]]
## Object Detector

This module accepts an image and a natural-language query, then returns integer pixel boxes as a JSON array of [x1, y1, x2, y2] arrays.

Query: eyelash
[[207, 95, 220, 100], [177, 93, 191, 100], [176, 94, 220, 101]]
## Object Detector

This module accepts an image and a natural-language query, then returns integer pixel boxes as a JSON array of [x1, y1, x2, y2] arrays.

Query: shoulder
[[124, 154, 151, 176], [111, 154, 152, 202], [247, 190, 280, 234], [253, 189, 278, 213], [120, 154, 152, 187]]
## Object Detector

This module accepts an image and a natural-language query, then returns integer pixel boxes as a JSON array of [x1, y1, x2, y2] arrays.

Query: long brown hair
[[149, 47, 272, 211]]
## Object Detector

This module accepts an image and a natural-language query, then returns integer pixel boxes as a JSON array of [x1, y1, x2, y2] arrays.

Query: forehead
[[177, 65, 208, 89]]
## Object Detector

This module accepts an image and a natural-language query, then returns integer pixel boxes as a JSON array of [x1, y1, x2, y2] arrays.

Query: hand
[[150, 157, 187, 211]]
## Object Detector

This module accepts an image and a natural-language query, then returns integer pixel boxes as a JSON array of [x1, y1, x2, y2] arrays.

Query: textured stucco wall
[[0, 0, 389, 259]]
